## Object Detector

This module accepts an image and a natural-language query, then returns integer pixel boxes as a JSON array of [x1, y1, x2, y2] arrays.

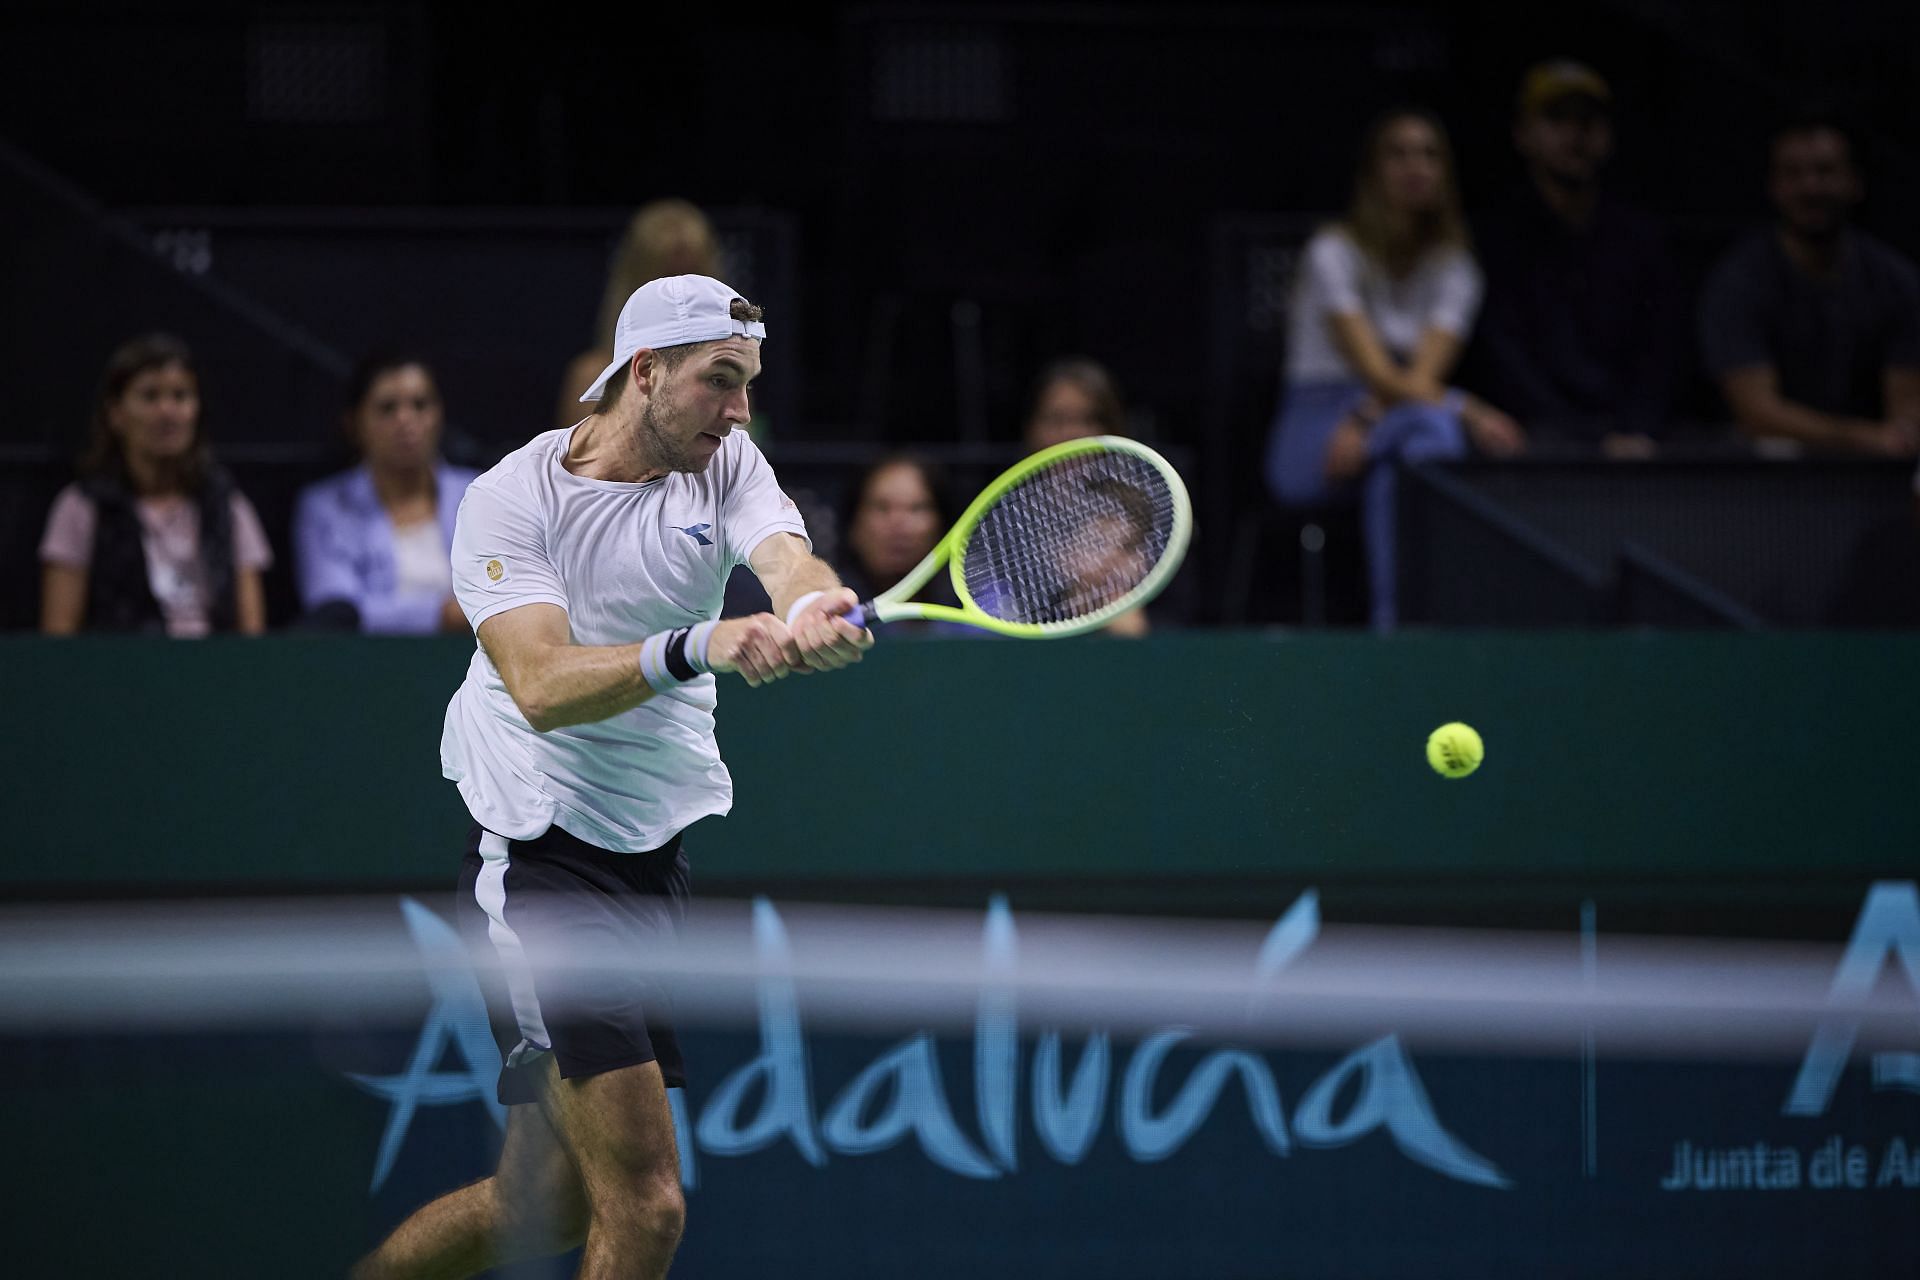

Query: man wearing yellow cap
[[1470, 59, 1681, 457]]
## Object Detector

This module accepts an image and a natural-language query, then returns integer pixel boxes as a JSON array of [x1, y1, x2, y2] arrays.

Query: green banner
[[3, 633, 1913, 888]]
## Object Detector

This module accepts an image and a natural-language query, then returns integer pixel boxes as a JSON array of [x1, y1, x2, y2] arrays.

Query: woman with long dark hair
[[39, 333, 272, 635], [294, 353, 478, 633], [1266, 107, 1526, 627], [835, 455, 951, 602]]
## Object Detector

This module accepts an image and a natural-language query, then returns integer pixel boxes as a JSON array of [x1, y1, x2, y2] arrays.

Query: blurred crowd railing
[[4, 444, 1908, 632], [1398, 459, 1914, 628]]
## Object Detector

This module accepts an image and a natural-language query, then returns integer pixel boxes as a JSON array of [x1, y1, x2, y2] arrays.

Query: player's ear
[[630, 348, 655, 395]]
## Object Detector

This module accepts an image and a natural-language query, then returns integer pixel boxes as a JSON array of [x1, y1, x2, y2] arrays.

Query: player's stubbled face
[[642, 337, 761, 474], [108, 362, 199, 463]]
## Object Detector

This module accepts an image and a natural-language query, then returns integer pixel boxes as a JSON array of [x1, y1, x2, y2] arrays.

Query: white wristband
[[638, 620, 721, 694], [785, 590, 825, 629]]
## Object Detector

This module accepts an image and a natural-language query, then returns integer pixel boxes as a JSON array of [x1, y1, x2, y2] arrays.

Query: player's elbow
[[499, 673, 561, 732], [517, 695, 563, 733]]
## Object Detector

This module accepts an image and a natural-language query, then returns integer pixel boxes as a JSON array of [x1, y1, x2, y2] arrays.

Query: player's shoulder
[[466, 428, 570, 501], [718, 428, 770, 467], [694, 429, 772, 491]]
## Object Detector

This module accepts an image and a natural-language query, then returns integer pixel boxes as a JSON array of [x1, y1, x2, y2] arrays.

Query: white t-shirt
[[440, 424, 809, 852], [1285, 226, 1483, 383]]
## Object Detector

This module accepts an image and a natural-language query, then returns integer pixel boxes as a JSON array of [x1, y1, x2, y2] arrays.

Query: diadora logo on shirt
[[672, 523, 714, 546]]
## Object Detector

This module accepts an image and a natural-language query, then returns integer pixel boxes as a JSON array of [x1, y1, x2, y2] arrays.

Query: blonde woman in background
[[1265, 107, 1526, 628], [553, 199, 722, 427]]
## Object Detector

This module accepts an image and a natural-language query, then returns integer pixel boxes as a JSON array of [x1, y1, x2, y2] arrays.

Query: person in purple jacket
[[295, 354, 480, 633]]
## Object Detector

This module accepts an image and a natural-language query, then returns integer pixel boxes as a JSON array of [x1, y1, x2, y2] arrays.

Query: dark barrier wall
[[1400, 461, 1917, 629], [4, 633, 1915, 896]]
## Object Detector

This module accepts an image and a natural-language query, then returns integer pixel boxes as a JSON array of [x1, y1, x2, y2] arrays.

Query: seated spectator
[[1024, 357, 1127, 452], [1699, 117, 1920, 456], [1471, 60, 1680, 456], [834, 456, 964, 633], [1265, 107, 1525, 629], [1021, 358, 1151, 635], [294, 355, 478, 633], [40, 333, 272, 636], [554, 199, 722, 427]]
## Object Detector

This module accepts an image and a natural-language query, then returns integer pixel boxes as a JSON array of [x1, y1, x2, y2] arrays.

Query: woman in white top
[[1266, 108, 1526, 627], [294, 355, 478, 633]]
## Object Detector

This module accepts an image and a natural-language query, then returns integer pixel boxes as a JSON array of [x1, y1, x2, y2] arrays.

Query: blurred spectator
[[39, 333, 272, 636], [293, 355, 478, 633], [1827, 460, 1920, 628], [1265, 107, 1524, 629], [1022, 359, 1150, 635], [1471, 60, 1680, 456], [834, 456, 964, 632], [554, 199, 722, 426], [1023, 357, 1126, 452], [1700, 118, 1920, 457]]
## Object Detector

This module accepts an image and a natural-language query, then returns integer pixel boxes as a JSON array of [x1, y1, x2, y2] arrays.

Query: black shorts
[[455, 822, 690, 1105]]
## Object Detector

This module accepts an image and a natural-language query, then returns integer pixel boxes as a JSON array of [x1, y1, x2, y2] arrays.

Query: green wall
[[4, 632, 1913, 891]]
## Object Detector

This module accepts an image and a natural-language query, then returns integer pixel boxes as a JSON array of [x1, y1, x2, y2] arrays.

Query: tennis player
[[354, 275, 870, 1280]]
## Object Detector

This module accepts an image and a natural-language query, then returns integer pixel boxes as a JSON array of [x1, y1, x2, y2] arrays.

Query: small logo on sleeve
[[671, 523, 714, 546], [485, 558, 505, 583]]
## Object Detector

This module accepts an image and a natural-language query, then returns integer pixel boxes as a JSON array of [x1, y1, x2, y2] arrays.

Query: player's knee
[[597, 1171, 685, 1251], [650, 1180, 687, 1248], [636, 1172, 686, 1245]]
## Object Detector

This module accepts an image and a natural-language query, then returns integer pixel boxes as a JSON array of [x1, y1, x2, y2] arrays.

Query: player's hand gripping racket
[[844, 435, 1192, 637]]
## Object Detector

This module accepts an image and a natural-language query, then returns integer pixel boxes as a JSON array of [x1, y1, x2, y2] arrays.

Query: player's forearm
[[763, 556, 844, 619], [508, 641, 655, 731]]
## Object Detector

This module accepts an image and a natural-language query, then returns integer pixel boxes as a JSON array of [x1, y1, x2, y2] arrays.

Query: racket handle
[[843, 601, 874, 630]]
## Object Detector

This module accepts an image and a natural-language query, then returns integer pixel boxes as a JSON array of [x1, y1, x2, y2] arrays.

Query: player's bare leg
[[536, 1056, 685, 1280], [350, 1101, 587, 1280]]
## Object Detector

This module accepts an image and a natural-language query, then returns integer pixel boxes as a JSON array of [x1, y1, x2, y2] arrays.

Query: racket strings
[[962, 449, 1177, 626]]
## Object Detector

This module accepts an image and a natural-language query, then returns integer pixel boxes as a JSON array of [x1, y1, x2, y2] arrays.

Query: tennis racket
[[843, 435, 1192, 637]]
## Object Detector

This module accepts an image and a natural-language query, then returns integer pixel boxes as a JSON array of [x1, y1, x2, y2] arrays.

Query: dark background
[[9, 1, 1920, 441], [6, 1, 1920, 631]]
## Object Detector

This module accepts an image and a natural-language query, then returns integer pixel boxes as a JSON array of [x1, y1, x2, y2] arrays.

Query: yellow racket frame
[[856, 435, 1193, 638]]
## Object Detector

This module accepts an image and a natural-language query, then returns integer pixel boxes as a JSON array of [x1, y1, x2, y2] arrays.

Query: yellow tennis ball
[[1426, 722, 1484, 779]]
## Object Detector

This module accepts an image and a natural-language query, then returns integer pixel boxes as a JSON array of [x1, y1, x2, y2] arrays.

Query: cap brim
[[578, 353, 627, 403]]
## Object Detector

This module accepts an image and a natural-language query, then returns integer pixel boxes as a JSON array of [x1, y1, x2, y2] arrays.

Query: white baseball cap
[[578, 273, 768, 403]]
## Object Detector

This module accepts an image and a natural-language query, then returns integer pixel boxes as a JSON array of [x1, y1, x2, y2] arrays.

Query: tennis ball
[[1426, 722, 1483, 779]]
